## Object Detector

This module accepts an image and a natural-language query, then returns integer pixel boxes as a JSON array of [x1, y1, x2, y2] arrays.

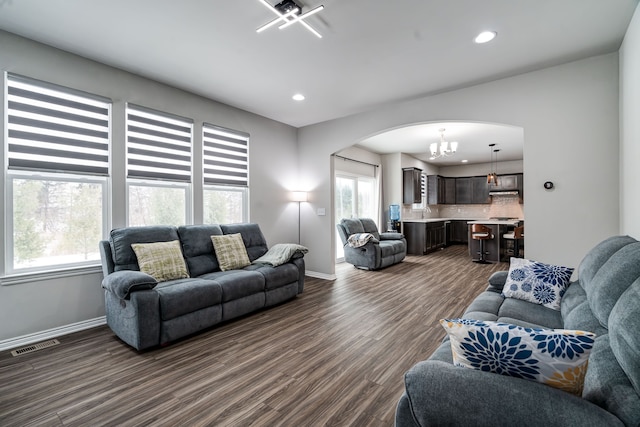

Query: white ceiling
[[358, 122, 524, 166], [0, 0, 636, 163]]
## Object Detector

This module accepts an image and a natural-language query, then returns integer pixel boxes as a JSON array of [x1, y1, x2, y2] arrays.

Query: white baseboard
[[0, 316, 106, 352], [305, 270, 336, 281]]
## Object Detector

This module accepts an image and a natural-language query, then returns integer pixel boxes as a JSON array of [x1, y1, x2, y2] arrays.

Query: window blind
[[203, 123, 249, 186], [127, 104, 193, 182], [6, 73, 111, 176]]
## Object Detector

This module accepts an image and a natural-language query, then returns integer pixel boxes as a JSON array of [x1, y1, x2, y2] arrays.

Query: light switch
[[317, 208, 326, 216]]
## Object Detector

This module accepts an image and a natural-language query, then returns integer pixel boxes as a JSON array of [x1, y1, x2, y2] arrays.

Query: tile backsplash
[[402, 195, 523, 220]]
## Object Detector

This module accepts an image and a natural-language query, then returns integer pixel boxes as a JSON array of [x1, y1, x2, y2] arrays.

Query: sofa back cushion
[[340, 218, 365, 236], [577, 235, 636, 290], [358, 218, 381, 240], [178, 224, 223, 277], [110, 226, 180, 271], [586, 242, 640, 328], [220, 223, 268, 261], [609, 278, 640, 398]]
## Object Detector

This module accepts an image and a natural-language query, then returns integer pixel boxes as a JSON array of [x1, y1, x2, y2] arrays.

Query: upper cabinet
[[427, 175, 455, 205], [403, 167, 422, 204], [425, 173, 522, 205]]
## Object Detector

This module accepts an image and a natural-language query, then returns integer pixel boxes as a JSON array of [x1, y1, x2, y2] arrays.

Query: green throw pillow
[[131, 240, 189, 282], [211, 233, 251, 271]]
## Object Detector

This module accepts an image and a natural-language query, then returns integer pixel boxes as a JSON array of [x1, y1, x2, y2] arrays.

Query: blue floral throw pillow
[[440, 318, 596, 395], [502, 257, 574, 310]]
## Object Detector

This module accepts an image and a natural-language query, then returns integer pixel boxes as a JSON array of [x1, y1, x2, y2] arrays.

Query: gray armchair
[[336, 218, 406, 270]]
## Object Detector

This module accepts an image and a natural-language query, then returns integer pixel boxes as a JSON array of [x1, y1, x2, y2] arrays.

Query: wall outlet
[[317, 208, 326, 216]]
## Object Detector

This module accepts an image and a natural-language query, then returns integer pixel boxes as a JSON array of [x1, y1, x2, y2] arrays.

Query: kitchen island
[[467, 219, 522, 263]]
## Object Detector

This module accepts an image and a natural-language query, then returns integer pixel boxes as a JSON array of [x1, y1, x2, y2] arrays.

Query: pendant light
[[487, 143, 499, 185]]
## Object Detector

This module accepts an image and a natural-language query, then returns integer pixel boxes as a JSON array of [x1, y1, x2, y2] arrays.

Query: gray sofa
[[99, 223, 305, 351], [336, 218, 406, 270], [396, 235, 640, 426]]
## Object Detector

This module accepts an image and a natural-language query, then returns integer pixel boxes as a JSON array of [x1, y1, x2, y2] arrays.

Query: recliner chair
[[336, 218, 406, 270]]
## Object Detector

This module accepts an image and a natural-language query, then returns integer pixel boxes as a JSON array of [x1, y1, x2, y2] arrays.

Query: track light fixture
[[256, 0, 325, 38]]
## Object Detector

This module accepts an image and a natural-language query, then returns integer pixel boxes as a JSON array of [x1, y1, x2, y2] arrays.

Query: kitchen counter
[[467, 219, 521, 226], [402, 218, 480, 223]]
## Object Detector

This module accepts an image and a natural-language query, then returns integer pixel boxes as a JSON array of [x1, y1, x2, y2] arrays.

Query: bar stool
[[471, 224, 494, 264], [503, 225, 524, 258]]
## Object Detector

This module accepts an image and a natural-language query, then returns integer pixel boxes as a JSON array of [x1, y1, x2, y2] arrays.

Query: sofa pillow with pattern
[[211, 233, 251, 271], [440, 318, 595, 395], [502, 257, 574, 310], [131, 240, 189, 282]]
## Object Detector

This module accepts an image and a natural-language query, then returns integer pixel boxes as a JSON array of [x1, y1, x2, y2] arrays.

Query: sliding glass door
[[335, 174, 376, 260]]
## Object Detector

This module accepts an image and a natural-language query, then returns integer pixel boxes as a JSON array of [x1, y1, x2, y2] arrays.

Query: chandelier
[[256, 0, 325, 38], [487, 143, 500, 185], [429, 128, 458, 160]]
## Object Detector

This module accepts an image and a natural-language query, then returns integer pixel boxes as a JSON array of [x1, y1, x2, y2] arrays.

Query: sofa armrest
[[398, 360, 624, 427], [102, 270, 158, 300], [487, 270, 509, 292], [379, 232, 404, 240]]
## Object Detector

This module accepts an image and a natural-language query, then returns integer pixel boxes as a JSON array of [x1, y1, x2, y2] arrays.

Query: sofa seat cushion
[[199, 270, 265, 302], [498, 297, 564, 329], [463, 291, 504, 319], [155, 278, 222, 321], [380, 240, 405, 257], [246, 263, 299, 290]]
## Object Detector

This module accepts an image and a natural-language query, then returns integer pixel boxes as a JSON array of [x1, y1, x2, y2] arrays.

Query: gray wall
[[298, 53, 621, 275], [621, 4, 640, 239], [0, 31, 299, 342]]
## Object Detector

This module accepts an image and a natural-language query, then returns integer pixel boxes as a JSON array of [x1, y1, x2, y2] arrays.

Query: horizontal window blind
[[127, 104, 193, 182], [6, 73, 111, 176], [203, 123, 249, 187]]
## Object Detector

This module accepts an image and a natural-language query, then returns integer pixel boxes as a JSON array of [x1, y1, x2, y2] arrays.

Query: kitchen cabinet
[[404, 221, 446, 254], [447, 220, 469, 244], [455, 178, 472, 204], [427, 175, 455, 205], [403, 167, 422, 204], [471, 176, 491, 204]]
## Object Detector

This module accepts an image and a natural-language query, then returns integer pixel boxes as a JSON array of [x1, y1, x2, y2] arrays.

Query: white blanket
[[252, 243, 308, 267], [347, 233, 375, 248]]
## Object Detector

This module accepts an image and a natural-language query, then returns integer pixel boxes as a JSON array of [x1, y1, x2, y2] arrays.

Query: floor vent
[[11, 339, 60, 357]]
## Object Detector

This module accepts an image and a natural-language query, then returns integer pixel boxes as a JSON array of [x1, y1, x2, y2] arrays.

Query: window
[[5, 73, 111, 273], [202, 123, 249, 224], [335, 174, 376, 260], [412, 172, 427, 209], [126, 104, 193, 226]]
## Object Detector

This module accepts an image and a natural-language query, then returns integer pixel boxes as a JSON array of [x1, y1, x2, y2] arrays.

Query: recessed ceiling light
[[292, 93, 305, 101], [474, 31, 497, 44], [461, 159, 469, 163]]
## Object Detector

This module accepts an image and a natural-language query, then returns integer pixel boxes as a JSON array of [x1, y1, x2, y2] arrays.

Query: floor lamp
[[291, 191, 308, 244]]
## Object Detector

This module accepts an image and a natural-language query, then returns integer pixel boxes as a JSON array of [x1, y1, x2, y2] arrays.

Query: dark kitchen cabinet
[[403, 167, 422, 204], [455, 178, 472, 204], [447, 220, 469, 244], [426, 221, 446, 252], [404, 221, 446, 254], [471, 176, 491, 204], [427, 175, 455, 205], [443, 177, 456, 204]]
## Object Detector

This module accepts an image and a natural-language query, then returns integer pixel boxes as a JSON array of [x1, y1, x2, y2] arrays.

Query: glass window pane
[[12, 178, 103, 270], [128, 185, 186, 226], [357, 178, 375, 219], [203, 187, 246, 224]]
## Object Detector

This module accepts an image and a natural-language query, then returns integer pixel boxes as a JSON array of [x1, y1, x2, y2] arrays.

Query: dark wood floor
[[0, 246, 507, 427]]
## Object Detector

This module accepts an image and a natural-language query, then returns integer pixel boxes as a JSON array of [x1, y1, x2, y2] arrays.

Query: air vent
[[11, 339, 60, 357]]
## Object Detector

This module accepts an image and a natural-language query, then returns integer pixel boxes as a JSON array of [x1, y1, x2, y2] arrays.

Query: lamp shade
[[291, 191, 308, 202]]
